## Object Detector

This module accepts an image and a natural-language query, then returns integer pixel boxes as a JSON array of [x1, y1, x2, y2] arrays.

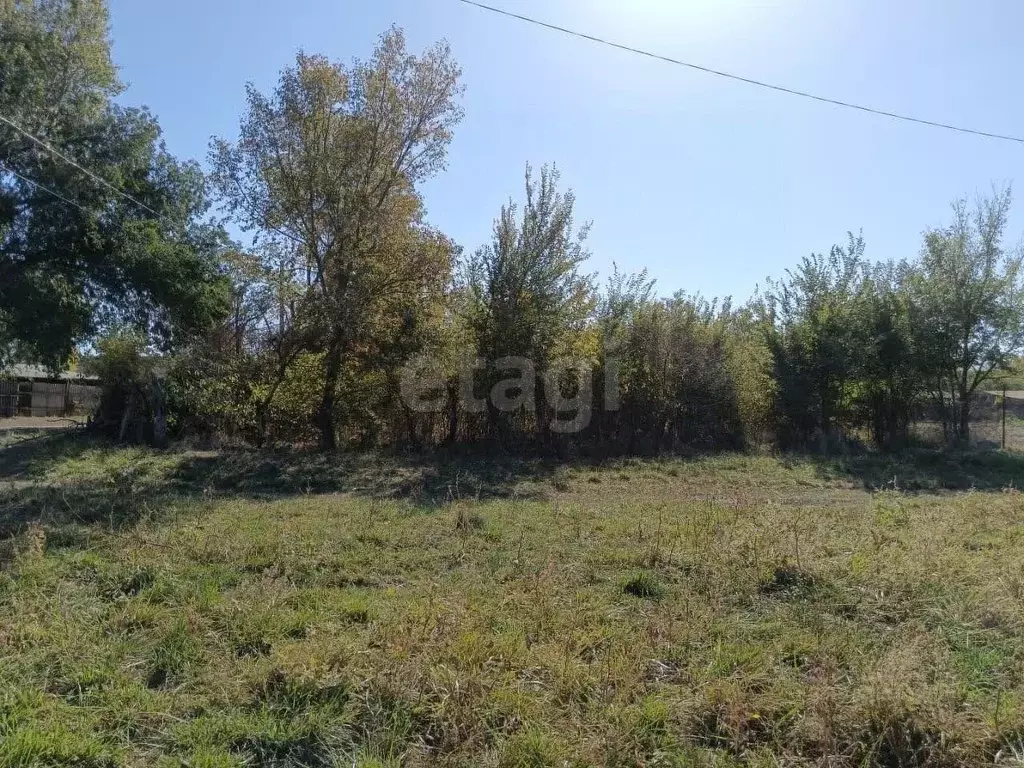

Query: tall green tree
[[210, 28, 463, 449], [908, 187, 1024, 443], [853, 262, 919, 449], [462, 164, 595, 446], [590, 265, 655, 447], [762, 235, 867, 449], [0, 0, 230, 369]]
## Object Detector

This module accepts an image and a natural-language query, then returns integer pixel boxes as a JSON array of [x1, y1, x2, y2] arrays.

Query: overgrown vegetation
[[4, 6, 1024, 763], [2, 437, 1024, 765], [4, 1, 1022, 453]]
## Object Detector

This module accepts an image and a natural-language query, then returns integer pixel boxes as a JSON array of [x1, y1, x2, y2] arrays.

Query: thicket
[[5, 3, 1024, 453], [158, 174, 1023, 453]]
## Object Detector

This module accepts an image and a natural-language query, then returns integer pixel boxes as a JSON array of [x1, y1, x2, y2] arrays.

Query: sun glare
[[585, 0, 766, 43]]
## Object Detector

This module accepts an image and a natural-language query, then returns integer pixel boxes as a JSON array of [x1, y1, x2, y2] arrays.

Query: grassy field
[[2, 438, 1024, 766]]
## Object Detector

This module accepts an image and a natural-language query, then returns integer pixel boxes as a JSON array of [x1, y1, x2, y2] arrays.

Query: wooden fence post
[[1003, 385, 1007, 450]]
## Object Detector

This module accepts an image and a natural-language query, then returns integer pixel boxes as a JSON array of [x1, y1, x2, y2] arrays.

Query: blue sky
[[107, 0, 1024, 301]]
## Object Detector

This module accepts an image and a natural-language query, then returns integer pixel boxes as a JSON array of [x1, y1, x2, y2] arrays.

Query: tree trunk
[[446, 380, 459, 444], [118, 389, 135, 443], [316, 337, 344, 450], [254, 405, 268, 448], [955, 348, 973, 444], [150, 377, 167, 448], [959, 391, 970, 445], [403, 402, 421, 450], [534, 373, 549, 453]]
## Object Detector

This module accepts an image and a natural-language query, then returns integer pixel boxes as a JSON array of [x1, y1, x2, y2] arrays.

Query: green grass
[[2, 439, 1024, 765]]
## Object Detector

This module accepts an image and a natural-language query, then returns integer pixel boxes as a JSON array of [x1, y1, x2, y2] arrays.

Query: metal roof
[[2, 363, 99, 381]]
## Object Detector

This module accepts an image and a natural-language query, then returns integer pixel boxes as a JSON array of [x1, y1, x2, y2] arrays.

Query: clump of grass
[[235, 637, 272, 658], [353, 756, 402, 768], [498, 729, 566, 768], [758, 563, 817, 598], [0, 522, 46, 570], [622, 570, 665, 599], [217, 601, 313, 658], [104, 565, 157, 599], [339, 596, 372, 625], [147, 618, 201, 688], [0, 722, 119, 768], [851, 708, 954, 768], [454, 505, 486, 532], [252, 668, 348, 714]]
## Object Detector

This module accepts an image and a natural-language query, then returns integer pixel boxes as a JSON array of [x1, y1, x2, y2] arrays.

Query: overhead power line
[[458, 0, 1024, 145], [0, 160, 178, 244], [0, 160, 94, 216], [0, 112, 182, 225], [0, 111, 305, 245]]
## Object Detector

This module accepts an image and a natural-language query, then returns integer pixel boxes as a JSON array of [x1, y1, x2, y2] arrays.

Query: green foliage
[[87, 329, 149, 388], [761, 189, 1024, 451], [267, 353, 327, 444], [622, 570, 665, 599], [763, 234, 870, 449], [0, 0, 230, 369], [165, 349, 259, 441], [461, 163, 596, 447], [605, 294, 748, 451], [18, 10, 1002, 457], [463, 163, 596, 367], [908, 186, 1024, 443], [723, 312, 776, 445], [209, 27, 463, 449], [852, 265, 919, 448], [85, 328, 157, 440]]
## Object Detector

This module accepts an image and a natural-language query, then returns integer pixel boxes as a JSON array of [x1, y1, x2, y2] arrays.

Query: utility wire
[[0, 111, 303, 244], [458, 0, 1024, 145], [0, 160, 94, 217], [6, 1, 1015, 233], [0, 112, 183, 225]]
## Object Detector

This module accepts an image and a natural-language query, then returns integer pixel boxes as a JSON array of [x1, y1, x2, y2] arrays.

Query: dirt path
[[0, 416, 85, 430]]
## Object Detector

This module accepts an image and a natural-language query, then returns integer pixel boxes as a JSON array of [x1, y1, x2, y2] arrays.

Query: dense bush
[[85, 330, 165, 443], [157, 185, 1023, 456]]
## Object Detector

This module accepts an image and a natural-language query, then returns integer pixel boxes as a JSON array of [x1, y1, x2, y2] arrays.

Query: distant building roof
[[3, 363, 99, 381]]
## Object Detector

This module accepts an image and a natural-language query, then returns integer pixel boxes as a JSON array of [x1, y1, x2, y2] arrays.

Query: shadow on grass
[[804, 447, 1024, 492], [0, 429, 96, 477], [7, 433, 1024, 537], [0, 434, 560, 535], [170, 447, 561, 500]]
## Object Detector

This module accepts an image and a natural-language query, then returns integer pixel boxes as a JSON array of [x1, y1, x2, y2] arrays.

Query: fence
[[910, 390, 1024, 451], [0, 380, 101, 417]]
